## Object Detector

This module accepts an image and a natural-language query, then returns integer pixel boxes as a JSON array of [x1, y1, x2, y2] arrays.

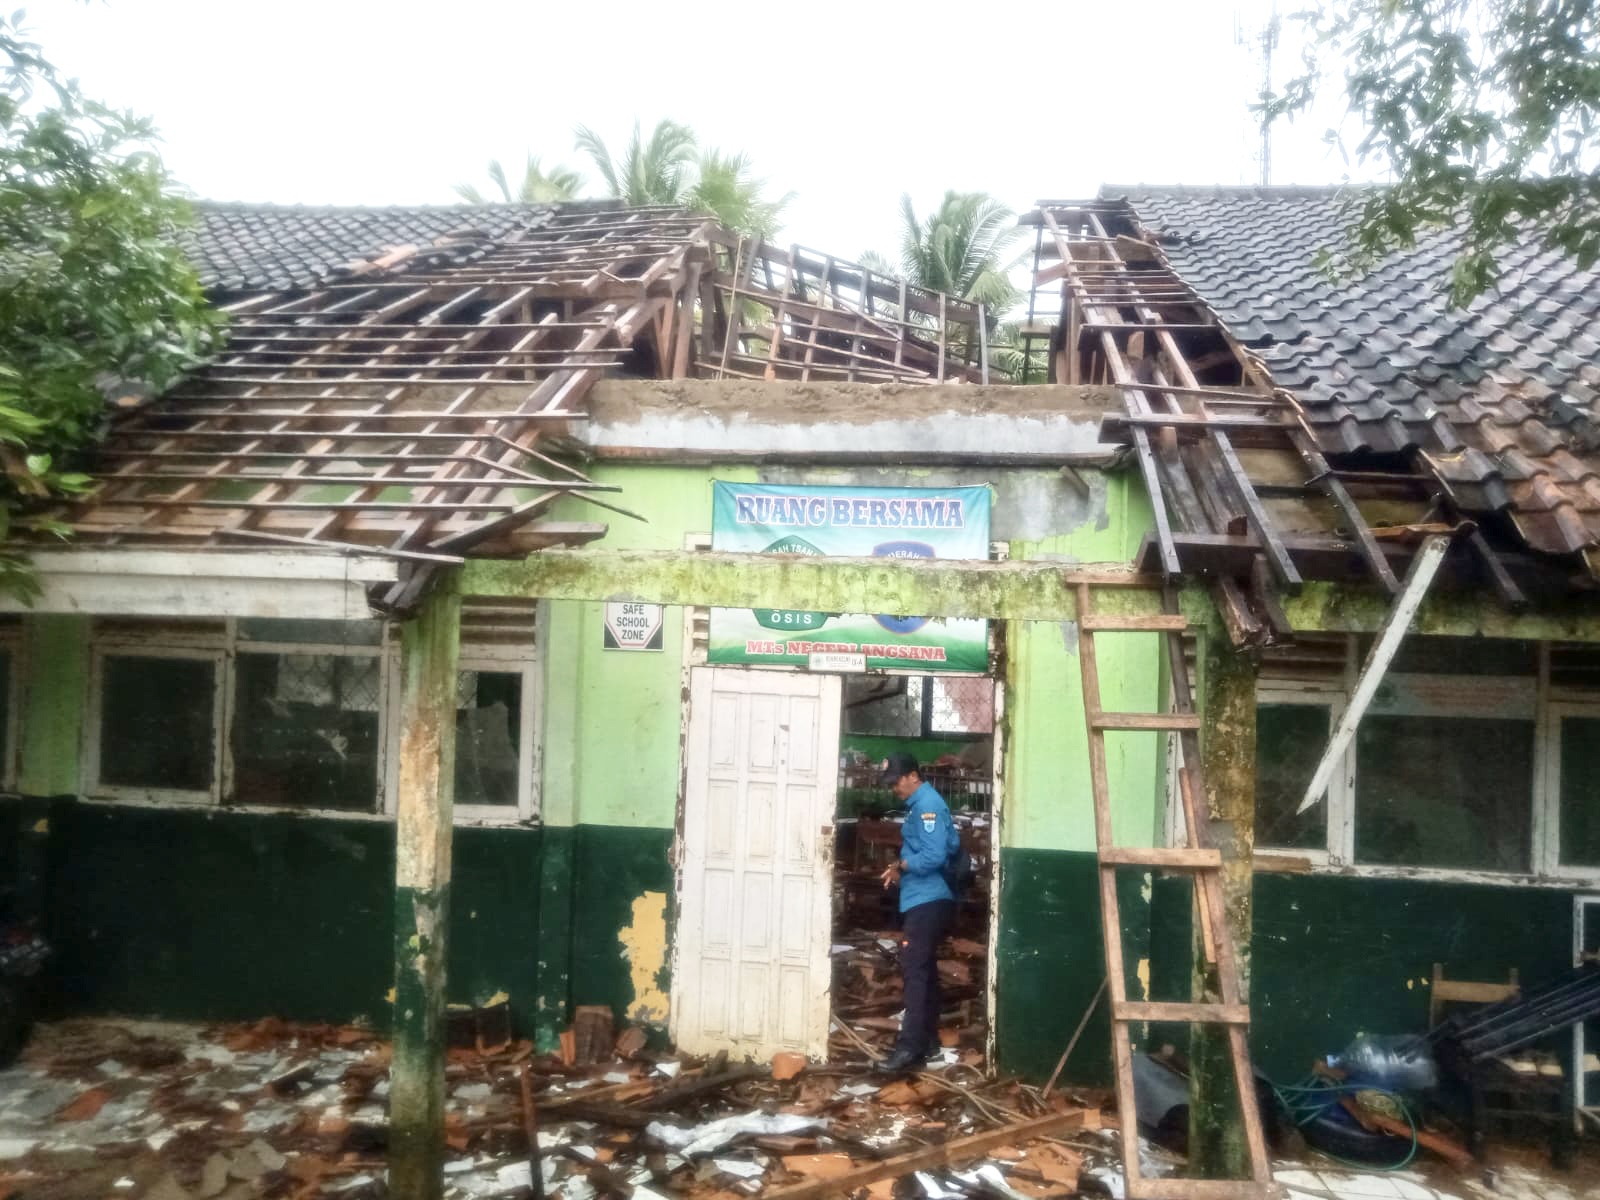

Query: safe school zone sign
[[604, 602, 664, 651]]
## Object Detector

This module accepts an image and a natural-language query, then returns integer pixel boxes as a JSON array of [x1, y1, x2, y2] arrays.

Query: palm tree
[[893, 191, 1021, 317], [574, 119, 697, 208], [868, 191, 1034, 379], [687, 149, 793, 241], [453, 155, 584, 204], [574, 121, 791, 238]]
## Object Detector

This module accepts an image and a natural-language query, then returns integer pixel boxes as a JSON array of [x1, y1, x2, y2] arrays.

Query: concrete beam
[[1285, 580, 1600, 642], [462, 549, 1189, 622]]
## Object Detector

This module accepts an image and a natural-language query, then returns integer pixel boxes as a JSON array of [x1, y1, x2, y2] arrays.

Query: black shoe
[[877, 1046, 922, 1074]]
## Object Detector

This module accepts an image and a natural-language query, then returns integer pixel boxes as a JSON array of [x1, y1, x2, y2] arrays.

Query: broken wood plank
[[763, 1110, 1087, 1200]]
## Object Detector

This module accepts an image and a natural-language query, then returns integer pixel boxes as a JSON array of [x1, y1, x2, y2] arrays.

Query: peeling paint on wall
[[1136, 956, 1151, 1001], [619, 890, 670, 1024]]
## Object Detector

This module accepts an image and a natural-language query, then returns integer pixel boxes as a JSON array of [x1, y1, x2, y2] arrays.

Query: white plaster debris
[[916, 1171, 965, 1199], [602, 1070, 632, 1083], [654, 1061, 683, 1078], [113, 1177, 136, 1188], [0, 1137, 38, 1159], [455, 1082, 493, 1102], [713, 1158, 766, 1179], [494, 1162, 532, 1190], [646, 1111, 820, 1156], [838, 1081, 880, 1096]]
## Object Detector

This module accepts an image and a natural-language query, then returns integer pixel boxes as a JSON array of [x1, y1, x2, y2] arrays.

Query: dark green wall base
[[995, 848, 1156, 1085], [1246, 872, 1577, 1080], [998, 848, 1589, 1088], [18, 799, 674, 1045]]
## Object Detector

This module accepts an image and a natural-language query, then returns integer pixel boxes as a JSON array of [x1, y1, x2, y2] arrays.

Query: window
[[86, 608, 540, 822], [1250, 636, 1600, 883], [844, 675, 994, 738], [1254, 699, 1335, 854], [1550, 708, 1600, 871], [231, 651, 383, 812], [1354, 715, 1534, 872], [91, 649, 222, 802], [450, 661, 537, 820]]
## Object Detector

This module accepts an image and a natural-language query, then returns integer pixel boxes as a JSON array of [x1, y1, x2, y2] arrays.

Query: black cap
[[878, 752, 921, 787]]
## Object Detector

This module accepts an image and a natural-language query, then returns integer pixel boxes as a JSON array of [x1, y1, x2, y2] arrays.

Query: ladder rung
[[1099, 847, 1222, 869], [1089, 711, 1202, 731], [1125, 1178, 1273, 1199], [1080, 613, 1189, 633], [1114, 1001, 1250, 1025]]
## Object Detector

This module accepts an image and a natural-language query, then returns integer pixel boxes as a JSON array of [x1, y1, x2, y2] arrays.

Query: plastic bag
[[1326, 1034, 1438, 1092]]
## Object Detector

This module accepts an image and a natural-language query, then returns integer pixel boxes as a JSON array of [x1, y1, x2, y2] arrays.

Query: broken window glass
[[231, 652, 381, 811], [1559, 715, 1600, 868], [1254, 703, 1330, 851], [1355, 715, 1534, 872], [99, 655, 216, 792], [455, 670, 521, 808], [843, 676, 924, 737]]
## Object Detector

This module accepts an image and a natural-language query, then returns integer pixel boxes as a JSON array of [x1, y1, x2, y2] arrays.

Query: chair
[[1429, 962, 1519, 1029]]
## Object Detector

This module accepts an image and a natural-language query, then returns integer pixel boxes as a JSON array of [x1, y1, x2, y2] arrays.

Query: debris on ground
[[6, 1016, 1584, 1200], [827, 929, 988, 1069], [0, 1017, 1121, 1199]]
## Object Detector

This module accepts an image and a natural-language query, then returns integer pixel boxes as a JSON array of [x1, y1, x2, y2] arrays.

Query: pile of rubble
[[827, 933, 987, 1068], [0, 1017, 1145, 1200]]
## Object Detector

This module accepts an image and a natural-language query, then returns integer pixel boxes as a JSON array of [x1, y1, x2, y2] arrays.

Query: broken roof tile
[[1106, 184, 1600, 559]]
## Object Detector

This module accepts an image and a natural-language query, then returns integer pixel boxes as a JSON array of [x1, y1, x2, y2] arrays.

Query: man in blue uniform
[[876, 752, 960, 1073]]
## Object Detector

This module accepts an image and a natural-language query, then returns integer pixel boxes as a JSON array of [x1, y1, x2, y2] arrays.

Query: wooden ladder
[[1074, 583, 1274, 1200]]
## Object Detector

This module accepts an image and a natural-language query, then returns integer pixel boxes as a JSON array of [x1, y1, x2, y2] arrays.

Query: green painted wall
[[23, 799, 673, 1045], [1145, 870, 1579, 1083]]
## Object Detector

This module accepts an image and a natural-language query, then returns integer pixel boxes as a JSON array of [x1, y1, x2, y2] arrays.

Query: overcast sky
[[24, 0, 1378, 263]]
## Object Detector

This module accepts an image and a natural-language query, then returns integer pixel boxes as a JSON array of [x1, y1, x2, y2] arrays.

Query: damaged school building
[[3, 185, 1600, 1183]]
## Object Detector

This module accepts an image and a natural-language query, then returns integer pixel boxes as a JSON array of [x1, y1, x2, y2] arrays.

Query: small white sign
[[809, 651, 866, 673], [604, 602, 664, 651]]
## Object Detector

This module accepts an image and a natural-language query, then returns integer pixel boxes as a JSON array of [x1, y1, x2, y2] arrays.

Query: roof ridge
[[1098, 182, 1361, 200]]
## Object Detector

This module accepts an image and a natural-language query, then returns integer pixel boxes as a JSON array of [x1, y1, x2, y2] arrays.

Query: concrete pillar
[[389, 575, 461, 1200], [1187, 629, 1257, 1178]]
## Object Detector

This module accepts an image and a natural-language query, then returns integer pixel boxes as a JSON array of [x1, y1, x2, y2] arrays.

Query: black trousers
[[896, 898, 955, 1055]]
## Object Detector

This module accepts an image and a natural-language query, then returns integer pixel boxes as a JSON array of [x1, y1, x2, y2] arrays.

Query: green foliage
[[1263, 0, 1600, 305], [865, 191, 1033, 378], [574, 120, 791, 238], [890, 191, 1022, 317], [0, 13, 221, 596], [453, 154, 584, 204], [685, 149, 793, 241]]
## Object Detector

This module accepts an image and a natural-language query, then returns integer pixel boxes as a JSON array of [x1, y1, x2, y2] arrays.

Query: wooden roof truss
[[1021, 200, 1530, 643], [52, 206, 985, 612]]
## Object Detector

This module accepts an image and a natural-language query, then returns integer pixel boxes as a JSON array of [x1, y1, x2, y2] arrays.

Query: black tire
[[1300, 1106, 1414, 1168], [0, 977, 33, 1068]]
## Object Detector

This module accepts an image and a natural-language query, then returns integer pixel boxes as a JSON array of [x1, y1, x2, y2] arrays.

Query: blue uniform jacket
[[898, 780, 959, 912]]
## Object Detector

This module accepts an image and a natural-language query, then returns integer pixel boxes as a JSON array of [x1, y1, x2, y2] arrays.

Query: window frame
[[1252, 687, 1349, 869], [382, 650, 541, 826], [1539, 701, 1600, 882], [83, 613, 540, 825], [1249, 639, 1600, 887], [85, 642, 227, 807]]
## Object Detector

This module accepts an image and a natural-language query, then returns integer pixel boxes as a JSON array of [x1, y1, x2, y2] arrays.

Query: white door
[[673, 667, 841, 1059]]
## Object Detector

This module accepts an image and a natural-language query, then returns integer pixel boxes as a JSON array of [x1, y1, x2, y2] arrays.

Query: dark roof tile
[[1107, 184, 1600, 558]]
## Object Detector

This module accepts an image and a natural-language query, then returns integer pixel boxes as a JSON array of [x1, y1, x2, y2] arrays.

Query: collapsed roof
[[38, 201, 988, 610], [1021, 187, 1600, 639], [1111, 185, 1600, 572]]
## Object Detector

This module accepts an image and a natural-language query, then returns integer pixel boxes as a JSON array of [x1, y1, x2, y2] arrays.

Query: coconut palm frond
[[574, 124, 622, 198], [689, 149, 792, 239]]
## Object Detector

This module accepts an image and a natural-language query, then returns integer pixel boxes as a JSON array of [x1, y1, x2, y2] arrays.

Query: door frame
[[670, 663, 841, 1056], [672, 533, 1009, 1065]]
